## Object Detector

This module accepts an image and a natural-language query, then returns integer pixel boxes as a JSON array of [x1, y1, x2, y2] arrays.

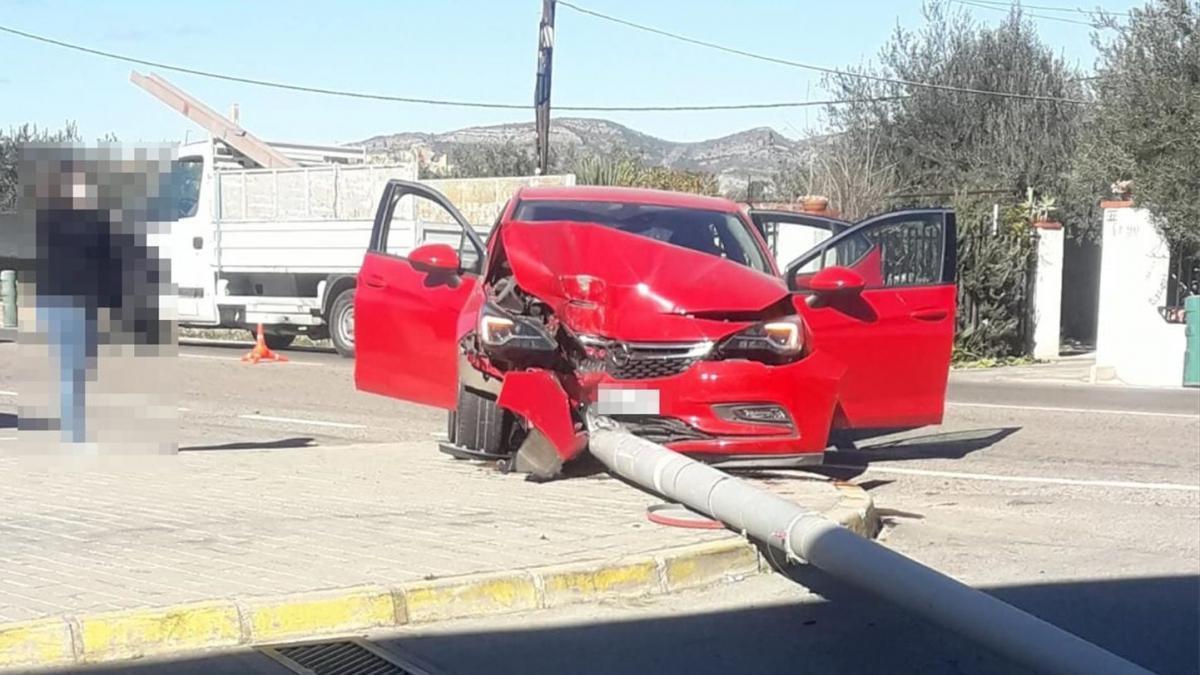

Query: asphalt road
[[3, 339, 1198, 674]]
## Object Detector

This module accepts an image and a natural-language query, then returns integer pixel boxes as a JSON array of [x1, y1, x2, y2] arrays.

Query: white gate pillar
[[1031, 222, 1064, 360]]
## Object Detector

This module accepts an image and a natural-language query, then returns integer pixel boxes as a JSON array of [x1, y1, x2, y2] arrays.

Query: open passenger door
[[749, 210, 850, 274], [763, 209, 957, 430], [354, 181, 485, 409]]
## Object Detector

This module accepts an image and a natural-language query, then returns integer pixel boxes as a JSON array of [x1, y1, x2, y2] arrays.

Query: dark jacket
[[36, 209, 123, 307]]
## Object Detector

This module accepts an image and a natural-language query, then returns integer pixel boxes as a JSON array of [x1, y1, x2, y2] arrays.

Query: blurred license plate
[[596, 387, 660, 415]]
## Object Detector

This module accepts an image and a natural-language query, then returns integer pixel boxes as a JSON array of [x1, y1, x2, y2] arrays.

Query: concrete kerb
[[0, 483, 879, 672]]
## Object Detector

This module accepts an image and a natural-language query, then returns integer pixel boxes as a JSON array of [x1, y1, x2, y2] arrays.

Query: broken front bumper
[[590, 352, 843, 457], [490, 350, 843, 478]]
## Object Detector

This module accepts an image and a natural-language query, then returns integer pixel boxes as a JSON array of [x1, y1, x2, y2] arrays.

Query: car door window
[[788, 211, 952, 290], [372, 181, 484, 275], [751, 212, 847, 273]]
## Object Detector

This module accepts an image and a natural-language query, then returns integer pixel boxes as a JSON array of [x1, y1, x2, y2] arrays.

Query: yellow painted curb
[[240, 586, 396, 642], [77, 601, 242, 663], [401, 572, 540, 624], [0, 618, 74, 670], [0, 481, 878, 672], [535, 557, 661, 609], [658, 539, 762, 591]]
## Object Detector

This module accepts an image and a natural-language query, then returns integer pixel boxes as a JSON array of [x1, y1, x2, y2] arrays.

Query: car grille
[[611, 357, 697, 380], [616, 415, 714, 444], [605, 340, 713, 380]]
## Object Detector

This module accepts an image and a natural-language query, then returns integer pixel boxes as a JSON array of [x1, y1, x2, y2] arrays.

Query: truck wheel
[[328, 288, 355, 358], [263, 333, 296, 350], [455, 386, 506, 455]]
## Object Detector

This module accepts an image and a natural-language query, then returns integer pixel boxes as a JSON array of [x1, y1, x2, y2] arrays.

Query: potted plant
[[1023, 195, 1062, 230], [799, 194, 830, 213]]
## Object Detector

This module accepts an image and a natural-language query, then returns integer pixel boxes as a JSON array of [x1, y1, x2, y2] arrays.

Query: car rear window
[[513, 200, 769, 273]]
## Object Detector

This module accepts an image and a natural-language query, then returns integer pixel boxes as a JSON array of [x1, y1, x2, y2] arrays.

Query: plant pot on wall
[[1033, 218, 1062, 230], [800, 195, 830, 213]]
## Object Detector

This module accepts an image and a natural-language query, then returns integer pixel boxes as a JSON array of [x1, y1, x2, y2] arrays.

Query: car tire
[[262, 333, 296, 350], [328, 288, 355, 358], [455, 386, 506, 455]]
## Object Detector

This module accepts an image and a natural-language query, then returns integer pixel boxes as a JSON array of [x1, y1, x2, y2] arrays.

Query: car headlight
[[479, 302, 557, 353], [715, 316, 804, 364]]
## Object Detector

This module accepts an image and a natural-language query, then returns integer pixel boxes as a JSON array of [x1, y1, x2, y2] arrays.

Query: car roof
[[515, 185, 743, 214]]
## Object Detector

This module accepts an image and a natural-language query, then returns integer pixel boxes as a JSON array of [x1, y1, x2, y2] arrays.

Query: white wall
[[1093, 205, 1186, 386]]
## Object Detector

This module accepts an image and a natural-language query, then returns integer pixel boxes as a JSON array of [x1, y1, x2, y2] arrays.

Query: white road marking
[[180, 353, 322, 367], [826, 464, 1200, 493], [0, 390, 16, 396], [177, 407, 191, 412], [947, 401, 1198, 419], [238, 414, 366, 430]]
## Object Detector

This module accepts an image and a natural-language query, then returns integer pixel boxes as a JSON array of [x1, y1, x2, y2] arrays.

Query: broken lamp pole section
[[586, 415, 1152, 675]]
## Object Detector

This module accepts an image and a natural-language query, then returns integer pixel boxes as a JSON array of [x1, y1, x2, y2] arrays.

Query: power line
[[558, 0, 1092, 104], [959, 0, 1130, 17], [559, 97, 911, 111], [0, 24, 524, 110], [951, 0, 1105, 26], [0, 23, 900, 113]]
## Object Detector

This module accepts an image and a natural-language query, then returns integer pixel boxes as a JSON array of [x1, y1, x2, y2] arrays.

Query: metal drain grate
[[259, 638, 436, 675]]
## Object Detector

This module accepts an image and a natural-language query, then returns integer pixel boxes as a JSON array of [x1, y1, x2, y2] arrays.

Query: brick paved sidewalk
[[0, 443, 841, 624]]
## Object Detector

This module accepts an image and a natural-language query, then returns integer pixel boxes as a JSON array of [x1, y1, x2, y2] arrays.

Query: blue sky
[[0, 0, 1129, 145]]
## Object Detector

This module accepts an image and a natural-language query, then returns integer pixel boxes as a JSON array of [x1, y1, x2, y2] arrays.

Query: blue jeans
[[39, 299, 94, 443]]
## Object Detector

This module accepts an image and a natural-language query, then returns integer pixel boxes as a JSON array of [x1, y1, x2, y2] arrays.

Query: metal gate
[[955, 225, 1037, 359]]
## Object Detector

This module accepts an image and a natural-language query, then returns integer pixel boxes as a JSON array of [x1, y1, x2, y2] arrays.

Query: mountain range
[[358, 117, 815, 190]]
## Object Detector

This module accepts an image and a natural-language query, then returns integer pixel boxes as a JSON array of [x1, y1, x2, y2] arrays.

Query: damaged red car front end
[[355, 182, 957, 480], [476, 217, 843, 477]]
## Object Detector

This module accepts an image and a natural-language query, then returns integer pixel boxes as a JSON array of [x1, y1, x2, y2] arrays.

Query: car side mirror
[[409, 243, 460, 273], [806, 266, 866, 296]]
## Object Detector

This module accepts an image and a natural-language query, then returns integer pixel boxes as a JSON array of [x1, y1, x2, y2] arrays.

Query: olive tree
[[822, 2, 1087, 224], [0, 122, 82, 212], [1081, 0, 1199, 255], [819, 3, 1088, 357]]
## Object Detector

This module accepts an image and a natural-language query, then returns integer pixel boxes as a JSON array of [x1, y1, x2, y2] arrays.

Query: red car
[[355, 181, 956, 479]]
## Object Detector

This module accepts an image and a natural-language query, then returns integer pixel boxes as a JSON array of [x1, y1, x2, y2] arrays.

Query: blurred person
[[33, 164, 111, 443], [20, 146, 176, 451]]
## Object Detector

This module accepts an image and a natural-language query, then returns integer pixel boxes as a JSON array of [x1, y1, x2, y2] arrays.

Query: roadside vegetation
[[801, 0, 1195, 360], [0, 122, 83, 212], [4, 1, 1194, 366]]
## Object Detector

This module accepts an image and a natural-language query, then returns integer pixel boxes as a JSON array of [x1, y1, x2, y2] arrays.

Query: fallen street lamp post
[[587, 415, 1152, 675]]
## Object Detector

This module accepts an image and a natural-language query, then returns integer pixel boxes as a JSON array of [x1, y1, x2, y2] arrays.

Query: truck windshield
[[513, 200, 769, 273], [174, 157, 203, 219]]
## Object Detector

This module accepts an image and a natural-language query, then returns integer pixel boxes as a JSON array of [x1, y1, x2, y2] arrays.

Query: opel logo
[[608, 342, 632, 367]]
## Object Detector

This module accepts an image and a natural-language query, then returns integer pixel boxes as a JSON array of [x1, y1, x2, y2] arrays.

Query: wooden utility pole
[[534, 0, 556, 175]]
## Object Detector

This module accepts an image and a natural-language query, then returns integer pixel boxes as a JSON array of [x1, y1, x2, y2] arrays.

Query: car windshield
[[513, 199, 770, 274]]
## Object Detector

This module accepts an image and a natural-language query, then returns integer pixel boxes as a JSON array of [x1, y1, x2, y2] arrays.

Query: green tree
[[1080, 0, 1200, 255], [823, 2, 1087, 228], [420, 141, 580, 179], [820, 3, 1091, 357], [771, 132, 898, 219], [572, 154, 719, 195], [634, 166, 718, 195], [0, 122, 82, 212], [420, 141, 538, 179], [572, 154, 641, 186]]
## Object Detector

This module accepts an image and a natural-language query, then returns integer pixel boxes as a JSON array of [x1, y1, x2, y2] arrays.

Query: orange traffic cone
[[242, 323, 288, 363]]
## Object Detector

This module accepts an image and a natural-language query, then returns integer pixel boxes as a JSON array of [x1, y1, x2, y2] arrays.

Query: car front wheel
[[454, 385, 508, 456]]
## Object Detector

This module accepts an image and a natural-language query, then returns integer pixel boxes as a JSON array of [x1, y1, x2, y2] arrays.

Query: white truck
[[173, 136, 573, 357]]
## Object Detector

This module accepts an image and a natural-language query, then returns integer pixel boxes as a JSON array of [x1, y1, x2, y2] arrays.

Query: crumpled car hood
[[497, 220, 790, 341]]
